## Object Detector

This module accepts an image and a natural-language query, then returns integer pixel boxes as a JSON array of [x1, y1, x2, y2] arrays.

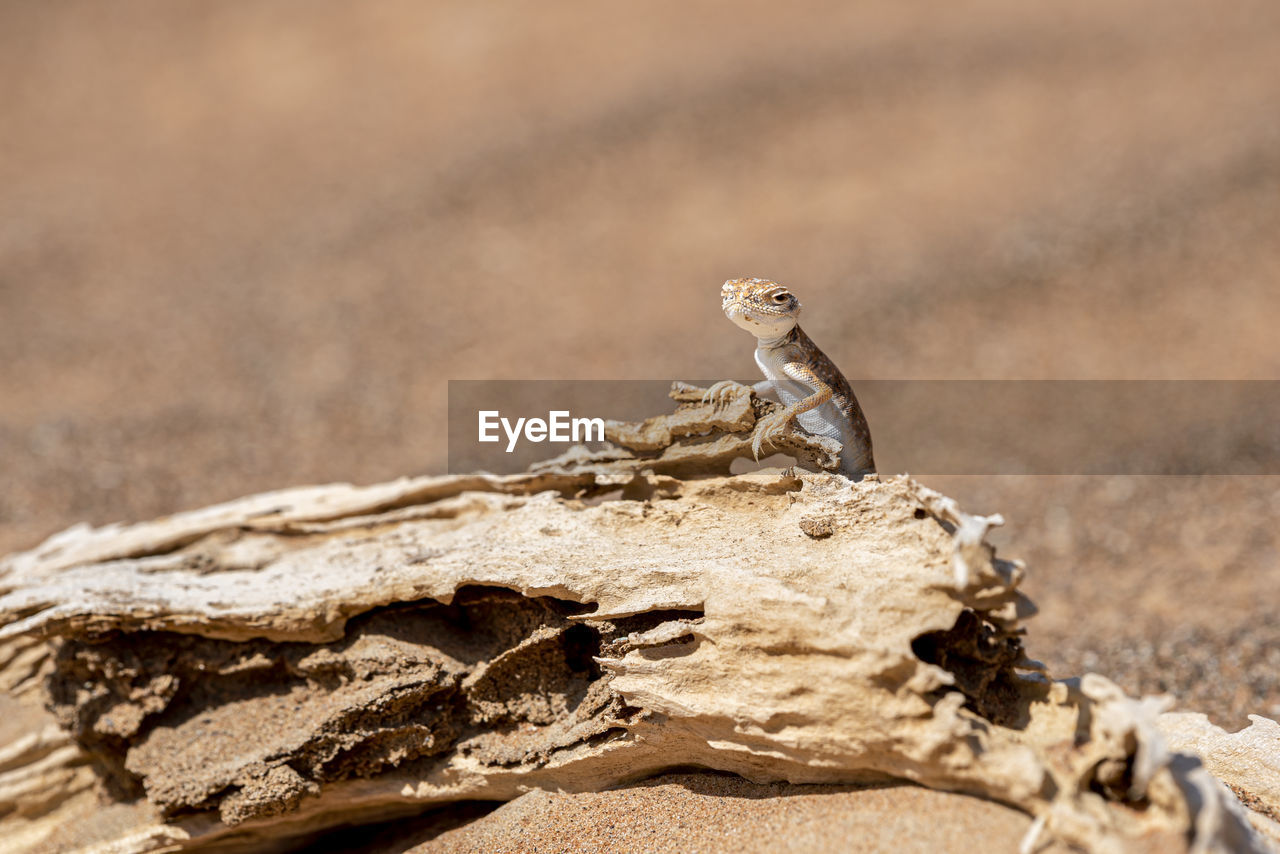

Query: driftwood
[[0, 385, 1277, 852]]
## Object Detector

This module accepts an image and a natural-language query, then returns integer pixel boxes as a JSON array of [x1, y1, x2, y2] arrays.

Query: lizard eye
[[772, 293, 790, 303]]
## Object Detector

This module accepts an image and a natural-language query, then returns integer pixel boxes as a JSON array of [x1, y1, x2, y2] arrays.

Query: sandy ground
[[3, 1, 1279, 849], [297, 776, 1073, 854], [405, 775, 1071, 854]]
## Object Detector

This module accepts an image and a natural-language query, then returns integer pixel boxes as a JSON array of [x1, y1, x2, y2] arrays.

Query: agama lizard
[[704, 277, 876, 480]]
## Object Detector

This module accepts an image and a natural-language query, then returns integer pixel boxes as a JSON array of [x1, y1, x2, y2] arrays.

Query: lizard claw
[[751, 408, 794, 461], [701, 380, 746, 408]]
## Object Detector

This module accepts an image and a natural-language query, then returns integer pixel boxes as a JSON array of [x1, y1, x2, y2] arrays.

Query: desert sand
[[2, 1, 1279, 850]]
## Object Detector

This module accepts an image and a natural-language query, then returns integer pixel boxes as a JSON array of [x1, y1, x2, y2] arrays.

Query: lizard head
[[721, 278, 801, 339]]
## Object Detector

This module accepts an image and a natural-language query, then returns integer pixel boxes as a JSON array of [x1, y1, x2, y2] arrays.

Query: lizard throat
[[755, 327, 798, 349]]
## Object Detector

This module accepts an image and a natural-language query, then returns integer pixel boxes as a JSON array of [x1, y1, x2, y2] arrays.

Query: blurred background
[[2, 0, 1278, 725]]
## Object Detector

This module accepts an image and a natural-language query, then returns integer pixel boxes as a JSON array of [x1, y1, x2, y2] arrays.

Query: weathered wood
[[0, 394, 1275, 852]]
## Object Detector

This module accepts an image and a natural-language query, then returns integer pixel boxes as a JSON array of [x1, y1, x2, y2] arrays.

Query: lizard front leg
[[750, 363, 833, 460], [702, 379, 774, 407]]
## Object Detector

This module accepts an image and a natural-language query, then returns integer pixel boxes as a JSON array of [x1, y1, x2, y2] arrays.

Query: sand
[[408, 775, 1071, 854], [3, 0, 1278, 848]]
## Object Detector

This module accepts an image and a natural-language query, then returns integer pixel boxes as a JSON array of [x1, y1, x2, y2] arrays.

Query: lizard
[[703, 277, 876, 480]]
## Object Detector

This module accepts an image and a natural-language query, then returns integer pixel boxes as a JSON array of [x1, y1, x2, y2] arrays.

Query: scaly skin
[[705, 277, 875, 479]]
